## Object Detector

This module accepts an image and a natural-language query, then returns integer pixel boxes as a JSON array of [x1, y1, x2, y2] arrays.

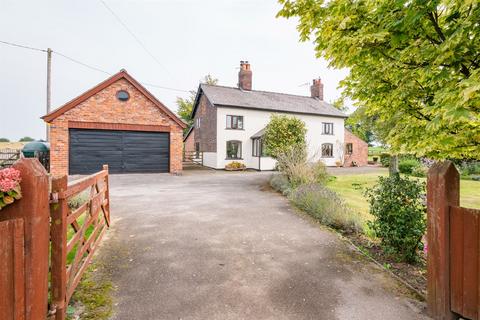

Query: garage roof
[[42, 69, 186, 128]]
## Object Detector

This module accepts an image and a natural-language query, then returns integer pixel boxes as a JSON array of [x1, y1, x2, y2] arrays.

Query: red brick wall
[[193, 94, 217, 152], [49, 78, 183, 176], [184, 129, 195, 152], [344, 129, 368, 167]]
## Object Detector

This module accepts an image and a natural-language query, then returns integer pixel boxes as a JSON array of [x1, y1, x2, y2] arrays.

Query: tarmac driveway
[[101, 170, 429, 320]]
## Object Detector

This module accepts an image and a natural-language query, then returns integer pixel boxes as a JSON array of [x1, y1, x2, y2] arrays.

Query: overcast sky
[[0, 0, 349, 141]]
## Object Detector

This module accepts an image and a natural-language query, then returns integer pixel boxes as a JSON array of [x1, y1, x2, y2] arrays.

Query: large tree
[[176, 74, 218, 130], [278, 0, 480, 159]]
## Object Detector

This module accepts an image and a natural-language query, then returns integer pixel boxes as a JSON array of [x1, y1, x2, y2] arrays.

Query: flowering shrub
[[225, 161, 246, 170], [0, 167, 22, 210]]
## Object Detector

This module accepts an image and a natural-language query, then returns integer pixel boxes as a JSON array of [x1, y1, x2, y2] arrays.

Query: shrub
[[276, 146, 328, 188], [225, 161, 246, 170], [411, 165, 428, 177], [458, 161, 480, 177], [263, 114, 307, 159], [68, 191, 89, 210], [365, 174, 426, 263], [380, 153, 390, 167], [398, 158, 420, 175], [289, 184, 363, 233], [270, 174, 292, 195]]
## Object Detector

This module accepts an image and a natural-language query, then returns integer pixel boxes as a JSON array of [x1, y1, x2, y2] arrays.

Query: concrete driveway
[[100, 170, 429, 320]]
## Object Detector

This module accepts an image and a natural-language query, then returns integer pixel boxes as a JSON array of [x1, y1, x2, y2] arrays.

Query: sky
[[0, 0, 350, 141]]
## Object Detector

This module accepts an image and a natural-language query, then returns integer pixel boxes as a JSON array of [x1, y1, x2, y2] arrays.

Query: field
[[327, 168, 480, 220], [0, 141, 26, 150]]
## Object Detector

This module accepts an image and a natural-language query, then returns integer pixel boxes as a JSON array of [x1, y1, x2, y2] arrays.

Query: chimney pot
[[238, 60, 252, 90], [310, 77, 324, 100]]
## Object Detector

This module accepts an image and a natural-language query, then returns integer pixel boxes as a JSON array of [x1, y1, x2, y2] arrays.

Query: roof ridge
[[201, 83, 331, 103]]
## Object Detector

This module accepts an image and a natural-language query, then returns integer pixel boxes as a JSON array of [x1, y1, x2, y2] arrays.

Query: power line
[[1, 39, 189, 93], [53, 51, 112, 75], [98, 0, 174, 79], [0, 40, 47, 52]]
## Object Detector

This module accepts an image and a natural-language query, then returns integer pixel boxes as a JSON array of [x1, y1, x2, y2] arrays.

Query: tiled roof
[[200, 84, 347, 118]]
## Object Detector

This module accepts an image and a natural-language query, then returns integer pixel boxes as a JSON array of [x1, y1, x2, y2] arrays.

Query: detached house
[[186, 61, 367, 170]]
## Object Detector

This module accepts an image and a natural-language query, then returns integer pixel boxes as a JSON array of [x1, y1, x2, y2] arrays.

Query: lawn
[[327, 168, 480, 220]]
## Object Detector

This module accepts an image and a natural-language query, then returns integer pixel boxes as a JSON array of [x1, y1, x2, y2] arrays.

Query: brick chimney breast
[[310, 78, 324, 100], [238, 61, 252, 91]]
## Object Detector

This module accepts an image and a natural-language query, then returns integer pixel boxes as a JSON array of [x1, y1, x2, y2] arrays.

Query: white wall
[[202, 152, 217, 168], [214, 107, 345, 170]]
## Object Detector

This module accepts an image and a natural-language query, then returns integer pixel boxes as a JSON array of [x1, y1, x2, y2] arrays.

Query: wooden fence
[[49, 165, 110, 320], [183, 150, 203, 166], [427, 161, 480, 320], [0, 159, 110, 320], [0, 148, 21, 168]]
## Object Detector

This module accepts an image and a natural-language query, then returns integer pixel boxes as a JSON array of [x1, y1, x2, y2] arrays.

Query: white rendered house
[[188, 61, 348, 170]]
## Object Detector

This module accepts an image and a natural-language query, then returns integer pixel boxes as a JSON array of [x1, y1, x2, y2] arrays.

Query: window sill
[[321, 156, 334, 158], [226, 158, 243, 160], [321, 133, 334, 135], [225, 128, 245, 130]]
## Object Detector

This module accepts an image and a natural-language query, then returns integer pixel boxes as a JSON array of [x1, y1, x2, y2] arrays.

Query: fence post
[[427, 161, 459, 319], [102, 164, 110, 226], [0, 158, 50, 320], [50, 175, 68, 320]]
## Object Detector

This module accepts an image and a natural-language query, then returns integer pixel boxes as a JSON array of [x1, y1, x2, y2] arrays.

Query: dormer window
[[116, 90, 130, 101]]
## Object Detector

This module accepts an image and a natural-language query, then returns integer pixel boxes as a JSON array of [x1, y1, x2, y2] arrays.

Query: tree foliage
[[278, 0, 480, 159], [176, 74, 218, 130], [0, 138, 10, 142], [263, 114, 307, 158], [19, 136, 34, 142]]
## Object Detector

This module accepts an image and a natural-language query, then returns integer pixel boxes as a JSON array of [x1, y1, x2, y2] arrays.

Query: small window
[[226, 140, 242, 159], [195, 118, 201, 129], [321, 143, 333, 157], [346, 143, 353, 155], [226, 115, 244, 129], [322, 122, 334, 135], [116, 90, 130, 101]]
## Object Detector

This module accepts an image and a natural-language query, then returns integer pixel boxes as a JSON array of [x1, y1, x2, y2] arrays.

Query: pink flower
[[0, 168, 21, 192], [0, 168, 21, 183]]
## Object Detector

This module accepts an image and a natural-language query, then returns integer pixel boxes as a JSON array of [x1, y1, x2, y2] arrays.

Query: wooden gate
[[0, 219, 25, 320], [49, 165, 110, 320], [427, 161, 480, 320]]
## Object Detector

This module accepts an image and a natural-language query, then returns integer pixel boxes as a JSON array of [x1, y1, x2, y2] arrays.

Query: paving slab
[[98, 170, 429, 320]]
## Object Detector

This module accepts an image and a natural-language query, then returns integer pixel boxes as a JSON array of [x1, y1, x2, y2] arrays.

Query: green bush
[[68, 191, 89, 210], [411, 165, 428, 177], [398, 159, 420, 175], [380, 153, 390, 167], [365, 174, 426, 263], [289, 184, 363, 233], [458, 161, 480, 177], [276, 145, 328, 188], [270, 174, 292, 195], [263, 114, 307, 159]]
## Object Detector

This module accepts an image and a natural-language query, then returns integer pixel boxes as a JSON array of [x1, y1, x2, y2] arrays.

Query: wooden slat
[[64, 170, 107, 198], [67, 202, 89, 225], [462, 208, 479, 320], [66, 225, 107, 302], [0, 219, 25, 320], [450, 206, 464, 314]]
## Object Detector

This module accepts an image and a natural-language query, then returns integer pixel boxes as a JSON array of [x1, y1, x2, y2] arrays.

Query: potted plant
[[225, 161, 246, 171], [335, 160, 343, 167], [0, 167, 22, 210]]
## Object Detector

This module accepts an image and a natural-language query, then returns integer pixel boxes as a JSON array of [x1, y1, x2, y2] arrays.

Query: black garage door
[[69, 129, 169, 174]]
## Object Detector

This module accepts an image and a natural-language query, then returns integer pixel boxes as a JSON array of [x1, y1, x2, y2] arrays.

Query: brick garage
[[344, 129, 368, 167], [43, 70, 186, 176]]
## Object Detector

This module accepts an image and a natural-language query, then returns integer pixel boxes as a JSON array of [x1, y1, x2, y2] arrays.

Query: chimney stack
[[310, 78, 324, 100], [238, 61, 252, 91]]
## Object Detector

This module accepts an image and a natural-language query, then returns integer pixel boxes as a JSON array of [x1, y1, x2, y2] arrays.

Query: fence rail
[[49, 165, 110, 320], [0, 148, 21, 168], [183, 150, 203, 165]]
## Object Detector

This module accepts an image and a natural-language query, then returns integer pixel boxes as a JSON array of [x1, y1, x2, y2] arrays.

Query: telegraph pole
[[46, 48, 52, 141]]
